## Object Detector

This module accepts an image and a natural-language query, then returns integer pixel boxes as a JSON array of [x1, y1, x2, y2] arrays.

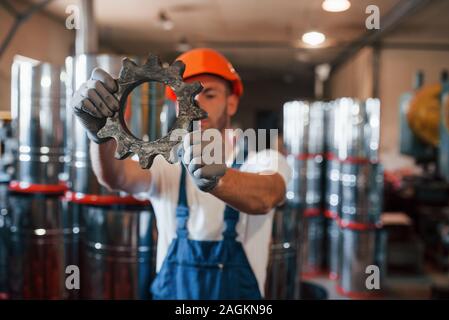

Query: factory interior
[[1, 0, 449, 301]]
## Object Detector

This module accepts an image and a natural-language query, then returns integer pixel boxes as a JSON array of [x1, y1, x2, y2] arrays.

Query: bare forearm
[[211, 169, 286, 215], [90, 140, 152, 194], [90, 140, 124, 190]]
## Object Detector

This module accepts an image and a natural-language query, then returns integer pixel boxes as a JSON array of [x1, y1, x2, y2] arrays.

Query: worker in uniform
[[71, 48, 291, 299]]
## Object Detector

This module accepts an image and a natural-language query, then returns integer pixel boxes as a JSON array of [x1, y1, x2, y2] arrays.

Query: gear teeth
[[146, 53, 162, 69], [188, 82, 203, 96], [98, 54, 208, 169], [138, 152, 154, 169], [122, 57, 137, 69], [170, 60, 186, 77], [115, 141, 130, 159]]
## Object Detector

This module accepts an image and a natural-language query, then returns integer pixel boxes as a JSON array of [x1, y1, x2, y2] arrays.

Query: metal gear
[[97, 53, 207, 169]]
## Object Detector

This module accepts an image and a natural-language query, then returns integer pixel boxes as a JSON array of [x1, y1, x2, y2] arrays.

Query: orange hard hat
[[165, 48, 243, 101]]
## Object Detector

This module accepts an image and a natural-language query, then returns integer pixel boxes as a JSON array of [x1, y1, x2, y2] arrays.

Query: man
[[71, 48, 291, 299]]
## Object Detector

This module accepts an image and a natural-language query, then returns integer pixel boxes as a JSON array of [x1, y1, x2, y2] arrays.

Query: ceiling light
[[322, 0, 351, 13], [158, 10, 174, 31], [302, 31, 326, 46], [176, 37, 191, 52]]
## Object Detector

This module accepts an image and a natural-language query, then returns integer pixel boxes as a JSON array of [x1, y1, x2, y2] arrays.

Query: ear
[[226, 94, 239, 117]]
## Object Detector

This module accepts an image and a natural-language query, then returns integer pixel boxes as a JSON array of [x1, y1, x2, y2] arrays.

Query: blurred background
[[0, 0, 449, 300]]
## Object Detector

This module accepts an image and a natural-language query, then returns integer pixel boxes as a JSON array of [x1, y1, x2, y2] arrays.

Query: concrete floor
[[306, 269, 449, 300]]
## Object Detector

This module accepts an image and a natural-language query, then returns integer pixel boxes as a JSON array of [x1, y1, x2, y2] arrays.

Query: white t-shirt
[[138, 149, 291, 296]]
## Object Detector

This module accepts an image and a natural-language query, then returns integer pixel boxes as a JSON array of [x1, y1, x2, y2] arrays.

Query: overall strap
[[222, 151, 247, 240], [176, 164, 189, 238]]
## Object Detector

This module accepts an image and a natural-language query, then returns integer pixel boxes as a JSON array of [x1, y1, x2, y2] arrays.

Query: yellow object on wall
[[407, 84, 441, 147]]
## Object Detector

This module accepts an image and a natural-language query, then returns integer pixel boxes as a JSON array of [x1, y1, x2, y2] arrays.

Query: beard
[[201, 105, 228, 133]]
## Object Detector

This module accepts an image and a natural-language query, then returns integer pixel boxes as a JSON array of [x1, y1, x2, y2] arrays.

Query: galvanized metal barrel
[[283, 101, 309, 156], [265, 204, 301, 299], [11, 58, 67, 185], [0, 182, 9, 299], [340, 162, 383, 225], [285, 155, 307, 206], [78, 201, 157, 300], [283, 101, 309, 207], [6, 191, 78, 299], [65, 54, 123, 194], [303, 102, 326, 278], [324, 102, 341, 278], [337, 226, 386, 298], [300, 215, 325, 278]]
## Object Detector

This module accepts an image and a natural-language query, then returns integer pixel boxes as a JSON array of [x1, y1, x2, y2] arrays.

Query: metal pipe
[[75, 0, 98, 55]]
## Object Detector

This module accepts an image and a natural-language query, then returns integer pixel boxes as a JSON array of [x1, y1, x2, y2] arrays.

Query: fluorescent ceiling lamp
[[176, 37, 191, 52], [158, 11, 174, 30], [322, 0, 351, 12], [302, 31, 326, 46]]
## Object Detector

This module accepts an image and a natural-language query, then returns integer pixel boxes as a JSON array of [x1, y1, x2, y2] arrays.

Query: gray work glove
[[70, 68, 120, 144], [181, 130, 227, 192]]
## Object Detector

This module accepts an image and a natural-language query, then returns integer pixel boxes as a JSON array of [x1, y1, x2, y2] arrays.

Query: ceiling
[[25, 0, 449, 80]]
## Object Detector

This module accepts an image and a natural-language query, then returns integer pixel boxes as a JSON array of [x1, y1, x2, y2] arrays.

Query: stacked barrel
[[301, 102, 326, 278], [278, 101, 310, 298], [332, 98, 385, 298], [324, 100, 341, 280], [265, 203, 301, 299], [283, 98, 385, 298], [283, 101, 327, 281], [7, 58, 73, 299], [64, 54, 157, 299], [0, 116, 14, 299]]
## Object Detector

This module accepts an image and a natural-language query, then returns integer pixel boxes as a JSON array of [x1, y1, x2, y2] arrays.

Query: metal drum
[[80, 203, 157, 300], [65, 54, 160, 300], [6, 192, 78, 299], [11, 58, 67, 185], [285, 155, 307, 206], [324, 102, 341, 278], [305, 155, 323, 212], [283, 101, 309, 207], [337, 226, 386, 298], [265, 204, 301, 299], [326, 217, 340, 280], [324, 159, 341, 219], [283, 101, 309, 156], [0, 117, 13, 299], [301, 215, 325, 278], [303, 102, 326, 278], [340, 162, 383, 225], [0, 182, 9, 299], [65, 54, 123, 194]]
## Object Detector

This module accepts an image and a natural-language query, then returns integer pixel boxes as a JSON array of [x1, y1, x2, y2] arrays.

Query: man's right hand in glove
[[71, 68, 119, 143]]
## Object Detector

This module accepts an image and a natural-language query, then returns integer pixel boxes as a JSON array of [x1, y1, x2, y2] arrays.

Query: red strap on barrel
[[304, 208, 322, 218], [8, 181, 68, 195], [324, 209, 339, 219], [294, 153, 325, 161], [324, 152, 379, 165], [338, 218, 382, 231], [63, 191, 150, 206], [336, 284, 384, 299]]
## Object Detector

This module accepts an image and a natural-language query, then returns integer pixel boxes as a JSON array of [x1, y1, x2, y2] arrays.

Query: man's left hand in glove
[[181, 130, 227, 192]]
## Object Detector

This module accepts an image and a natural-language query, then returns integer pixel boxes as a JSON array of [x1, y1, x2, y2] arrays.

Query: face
[[182, 74, 239, 132]]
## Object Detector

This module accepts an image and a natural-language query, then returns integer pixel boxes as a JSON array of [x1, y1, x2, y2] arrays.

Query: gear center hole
[[124, 82, 176, 141]]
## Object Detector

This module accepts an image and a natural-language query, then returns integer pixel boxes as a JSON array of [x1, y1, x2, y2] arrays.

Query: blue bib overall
[[151, 161, 262, 300]]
